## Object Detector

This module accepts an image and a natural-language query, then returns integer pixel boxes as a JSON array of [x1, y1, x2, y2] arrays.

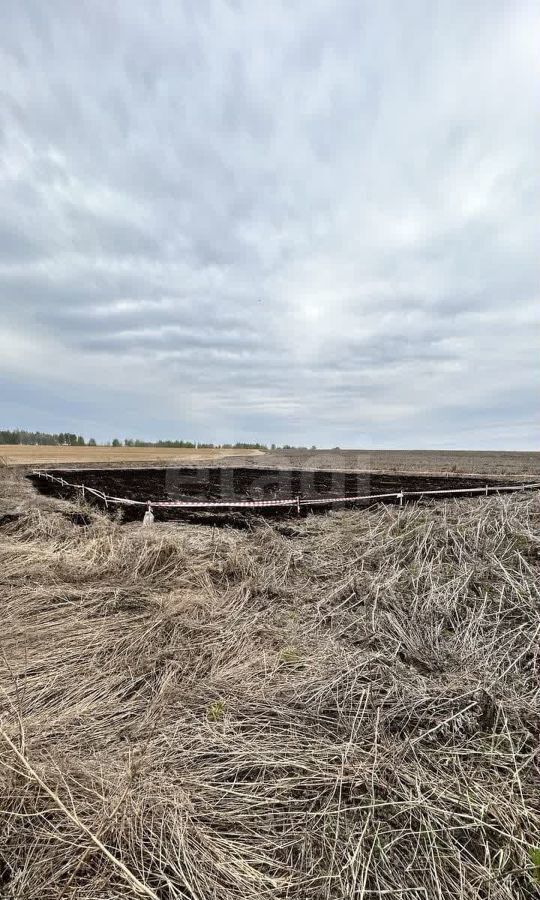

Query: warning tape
[[30, 470, 540, 511]]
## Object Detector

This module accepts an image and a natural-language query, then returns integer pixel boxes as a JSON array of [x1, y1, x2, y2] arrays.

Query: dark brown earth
[[28, 465, 511, 526]]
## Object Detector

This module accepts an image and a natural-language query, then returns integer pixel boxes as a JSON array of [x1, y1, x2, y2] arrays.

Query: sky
[[0, 0, 538, 449]]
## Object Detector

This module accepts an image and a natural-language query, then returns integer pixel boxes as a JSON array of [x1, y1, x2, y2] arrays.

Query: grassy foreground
[[1, 470, 539, 898]]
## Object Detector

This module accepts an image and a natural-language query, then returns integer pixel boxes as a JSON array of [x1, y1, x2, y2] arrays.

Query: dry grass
[[1, 469, 539, 899], [0, 446, 264, 467]]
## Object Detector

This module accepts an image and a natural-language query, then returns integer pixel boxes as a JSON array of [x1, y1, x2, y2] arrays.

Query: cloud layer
[[1, 0, 538, 447]]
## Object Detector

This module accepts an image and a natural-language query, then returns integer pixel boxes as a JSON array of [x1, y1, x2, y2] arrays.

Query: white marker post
[[142, 505, 155, 527]]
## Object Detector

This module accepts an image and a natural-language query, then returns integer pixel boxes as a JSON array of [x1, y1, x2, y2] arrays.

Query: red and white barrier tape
[[150, 497, 299, 508], [31, 470, 540, 511]]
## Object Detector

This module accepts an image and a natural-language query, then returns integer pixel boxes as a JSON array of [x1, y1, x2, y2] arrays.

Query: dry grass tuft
[[1, 469, 539, 898]]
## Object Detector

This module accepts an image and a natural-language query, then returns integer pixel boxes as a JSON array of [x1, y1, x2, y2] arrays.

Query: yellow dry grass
[[0, 444, 264, 467], [1, 468, 539, 898]]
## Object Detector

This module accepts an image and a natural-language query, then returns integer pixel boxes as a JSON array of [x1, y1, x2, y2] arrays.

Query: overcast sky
[[0, 1, 538, 448]]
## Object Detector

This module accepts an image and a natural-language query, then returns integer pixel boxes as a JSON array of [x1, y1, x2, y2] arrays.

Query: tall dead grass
[[1, 472, 539, 898]]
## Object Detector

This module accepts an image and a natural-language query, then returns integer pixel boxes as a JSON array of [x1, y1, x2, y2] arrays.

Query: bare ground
[[1, 466, 539, 898], [5, 448, 539, 481], [209, 449, 540, 480]]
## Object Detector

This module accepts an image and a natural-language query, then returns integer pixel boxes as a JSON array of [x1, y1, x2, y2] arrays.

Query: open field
[[1, 466, 539, 898], [0, 445, 264, 467], [211, 449, 540, 480], [4, 446, 539, 479]]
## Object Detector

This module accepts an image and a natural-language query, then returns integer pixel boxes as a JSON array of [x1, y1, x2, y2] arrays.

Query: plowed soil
[[29, 465, 508, 525]]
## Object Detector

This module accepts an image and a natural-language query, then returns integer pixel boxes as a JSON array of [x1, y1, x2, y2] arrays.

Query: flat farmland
[[211, 448, 540, 479], [0, 444, 264, 467], [4, 445, 538, 479]]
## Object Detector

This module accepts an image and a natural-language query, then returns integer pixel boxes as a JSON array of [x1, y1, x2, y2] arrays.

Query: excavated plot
[[28, 466, 507, 526]]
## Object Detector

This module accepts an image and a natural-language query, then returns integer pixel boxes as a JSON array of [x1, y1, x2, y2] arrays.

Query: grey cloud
[[0, 0, 538, 447], [0, 223, 45, 262], [78, 324, 263, 355]]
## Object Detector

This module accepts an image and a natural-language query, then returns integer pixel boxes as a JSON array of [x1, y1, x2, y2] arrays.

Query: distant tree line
[[118, 440, 317, 450], [121, 438, 205, 448], [1, 429, 317, 451], [0, 429, 93, 446]]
